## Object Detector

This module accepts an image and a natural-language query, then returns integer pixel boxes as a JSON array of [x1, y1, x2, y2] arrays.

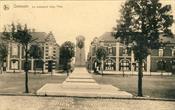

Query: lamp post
[[160, 39, 165, 76], [122, 39, 127, 77], [101, 57, 104, 76]]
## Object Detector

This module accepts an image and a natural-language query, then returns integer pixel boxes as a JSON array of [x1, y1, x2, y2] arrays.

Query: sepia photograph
[[0, 0, 175, 109]]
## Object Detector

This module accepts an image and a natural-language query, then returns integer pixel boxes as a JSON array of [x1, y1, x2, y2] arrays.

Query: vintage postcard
[[0, 0, 175, 110]]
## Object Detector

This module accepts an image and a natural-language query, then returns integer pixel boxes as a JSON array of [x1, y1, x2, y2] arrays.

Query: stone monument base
[[37, 83, 132, 98], [37, 67, 133, 98]]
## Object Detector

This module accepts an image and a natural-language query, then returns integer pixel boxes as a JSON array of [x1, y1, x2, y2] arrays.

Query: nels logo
[[3, 5, 10, 11]]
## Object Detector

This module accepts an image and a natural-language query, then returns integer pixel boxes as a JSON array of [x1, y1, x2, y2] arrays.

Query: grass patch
[[93, 75, 175, 99]]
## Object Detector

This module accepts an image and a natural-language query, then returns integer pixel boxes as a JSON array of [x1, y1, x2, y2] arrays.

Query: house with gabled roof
[[0, 31, 59, 73]]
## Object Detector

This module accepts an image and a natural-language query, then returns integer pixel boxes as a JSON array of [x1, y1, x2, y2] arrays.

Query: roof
[[98, 32, 118, 42], [45, 32, 56, 43], [30, 32, 48, 43], [159, 35, 175, 44], [0, 32, 49, 43], [97, 32, 175, 44]]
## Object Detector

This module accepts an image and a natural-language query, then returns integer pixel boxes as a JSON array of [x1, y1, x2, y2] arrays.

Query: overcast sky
[[0, 0, 174, 56]]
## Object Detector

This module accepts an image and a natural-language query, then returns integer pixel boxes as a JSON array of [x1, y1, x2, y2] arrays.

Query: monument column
[[75, 36, 86, 67]]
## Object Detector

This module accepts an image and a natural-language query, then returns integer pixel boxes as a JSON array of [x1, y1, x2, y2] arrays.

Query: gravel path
[[0, 96, 174, 110]]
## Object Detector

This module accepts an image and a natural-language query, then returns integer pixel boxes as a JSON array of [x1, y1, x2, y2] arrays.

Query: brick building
[[0, 31, 59, 73], [87, 32, 175, 74]]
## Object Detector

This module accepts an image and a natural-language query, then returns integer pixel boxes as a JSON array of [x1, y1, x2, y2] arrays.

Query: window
[[48, 46, 53, 56], [104, 59, 116, 71], [112, 47, 116, 56], [108, 47, 112, 54], [12, 44, 18, 56], [159, 49, 163, 57], [172, 49, 175, 57], [135, 61, 147, 71], [151, 49, 159, 56], [163, 48, 172, 56], [34, 60, 44, 69], [10, 60, 19, 70], [120, 59, 131, 71]]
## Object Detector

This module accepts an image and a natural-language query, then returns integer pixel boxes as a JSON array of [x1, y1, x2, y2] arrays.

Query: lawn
[[0, 72, 175, 99], [93, 74, 175, 99], [0, 73, 67, 94]]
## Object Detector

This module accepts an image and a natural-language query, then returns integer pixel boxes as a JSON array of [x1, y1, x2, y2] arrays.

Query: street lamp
[[101, 56, 104, 76], [160, 39, 165, 76], [122, 39, 127, 77]]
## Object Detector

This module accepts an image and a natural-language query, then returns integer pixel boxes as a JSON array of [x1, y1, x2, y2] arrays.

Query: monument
[[75, 36, 86, 67], [37, 36, 132, 98]]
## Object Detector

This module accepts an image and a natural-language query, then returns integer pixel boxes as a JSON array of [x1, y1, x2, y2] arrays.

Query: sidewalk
[[96, 71, 172, 76]]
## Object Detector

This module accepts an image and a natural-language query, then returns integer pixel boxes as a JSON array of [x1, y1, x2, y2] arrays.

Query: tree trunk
[[0, 64, 2, 74], [25, 45, 29, 93], [138, 59, 143, 97], [101, 59, 103, 76], [34, 61, 36, 74]]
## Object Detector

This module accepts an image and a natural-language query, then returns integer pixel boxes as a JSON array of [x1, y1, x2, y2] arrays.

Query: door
[[48, 60, 53, 72]]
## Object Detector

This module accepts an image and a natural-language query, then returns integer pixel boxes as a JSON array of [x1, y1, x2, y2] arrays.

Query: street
[[0, 96, 174, 110]]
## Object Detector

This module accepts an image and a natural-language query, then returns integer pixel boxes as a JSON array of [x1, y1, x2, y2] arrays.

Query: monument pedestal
[[37, 67, 133, 98]]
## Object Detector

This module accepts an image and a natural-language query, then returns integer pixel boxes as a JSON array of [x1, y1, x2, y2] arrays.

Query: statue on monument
[[75, 36, 86, 67]]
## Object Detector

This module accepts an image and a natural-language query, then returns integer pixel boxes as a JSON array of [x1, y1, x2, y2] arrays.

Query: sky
[[0, 0, 174, 56]]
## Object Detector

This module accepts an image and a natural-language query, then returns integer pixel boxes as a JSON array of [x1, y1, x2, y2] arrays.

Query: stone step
[[65, 81, 96, 83], [69, 76, 92, 79], [63, 81, 97, 85], [62, 83, 100, 89], [65, 78, 95, 82]]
